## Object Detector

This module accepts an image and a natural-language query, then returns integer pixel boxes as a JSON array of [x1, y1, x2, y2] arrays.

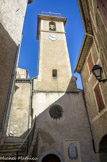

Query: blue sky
[[18, 0, 84, 89]]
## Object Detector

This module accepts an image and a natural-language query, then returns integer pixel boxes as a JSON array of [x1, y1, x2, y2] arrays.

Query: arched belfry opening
[[49, 22, 56, 31], [99, 135, 107, 162], [42, 154, 61, 162]]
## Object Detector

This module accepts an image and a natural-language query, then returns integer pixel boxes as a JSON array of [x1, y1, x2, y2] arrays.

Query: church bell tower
[[35, 13, 72, 91]]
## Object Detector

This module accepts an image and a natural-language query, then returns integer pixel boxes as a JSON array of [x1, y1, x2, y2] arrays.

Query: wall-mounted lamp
[[92, 65, 107, 82]]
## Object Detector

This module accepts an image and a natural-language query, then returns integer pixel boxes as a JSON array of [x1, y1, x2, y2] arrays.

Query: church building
[[4, 14, 97, 162]]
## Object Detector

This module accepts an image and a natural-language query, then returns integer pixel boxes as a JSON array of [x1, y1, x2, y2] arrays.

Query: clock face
[[49, 34, 57, 41]]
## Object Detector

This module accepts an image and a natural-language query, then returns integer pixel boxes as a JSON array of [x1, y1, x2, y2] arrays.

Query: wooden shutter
[[98, 0, 107, 26], [87, 54, 94, 72], [94, 83, 105, 112]]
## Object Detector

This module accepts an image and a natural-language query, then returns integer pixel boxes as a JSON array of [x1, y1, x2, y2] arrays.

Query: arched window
[[49, 22, 56, 31]]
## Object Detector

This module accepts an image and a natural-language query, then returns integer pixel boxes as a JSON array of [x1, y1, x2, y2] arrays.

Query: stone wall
[[0, 0, 28, 140], [0, 0, 27, 45], [81, 41, 107, 152], [7, 68, 31, 136], [7, 80, 31, 137]]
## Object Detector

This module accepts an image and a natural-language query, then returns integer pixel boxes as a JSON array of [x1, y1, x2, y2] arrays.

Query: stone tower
[[35, 14, 72, 92], [8, 13, 96, 162]]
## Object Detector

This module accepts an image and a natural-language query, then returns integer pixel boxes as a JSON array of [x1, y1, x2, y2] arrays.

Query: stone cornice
[[74, 0, 93, 73], [77, 0, 92, 34], [28, 0, 34, 4], [33, 90, 82, 93], [40, 30, 66, 34], [16, 79, 32, 83], [74, 34, 93, 73]]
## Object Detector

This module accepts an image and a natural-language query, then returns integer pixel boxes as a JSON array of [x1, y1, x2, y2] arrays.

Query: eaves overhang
[[74, 34, 93, 73], [74, 0, 93, 73], [37, 14, 67, 40]]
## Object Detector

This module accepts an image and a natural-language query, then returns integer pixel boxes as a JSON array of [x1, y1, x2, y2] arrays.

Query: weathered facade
[[0, 0, 33, 142], [75, 0, 107, 162], [7, 68, 31, 137], [8, 14, 97, 162]]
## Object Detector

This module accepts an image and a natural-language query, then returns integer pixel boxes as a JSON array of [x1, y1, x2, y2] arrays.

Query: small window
[[94, 83, 105, 112], [87, 54, 94, 73], [52, 69, 57, 78], [49, 22, 56, 31]]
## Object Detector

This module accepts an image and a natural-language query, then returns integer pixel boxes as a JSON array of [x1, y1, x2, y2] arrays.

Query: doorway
[[42, 154, 61, 162]]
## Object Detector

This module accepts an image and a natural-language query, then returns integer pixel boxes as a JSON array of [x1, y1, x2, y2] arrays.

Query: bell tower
[[35, 13, 72, 91]]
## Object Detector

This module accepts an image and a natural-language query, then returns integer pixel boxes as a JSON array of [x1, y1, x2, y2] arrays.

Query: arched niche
[[39, 150, 64, 162]]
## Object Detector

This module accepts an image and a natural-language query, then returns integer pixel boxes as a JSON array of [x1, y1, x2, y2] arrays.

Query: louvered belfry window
[[98, 0, 107, 26], [87, 54, 94, 73], [94, 83, 105, 112]]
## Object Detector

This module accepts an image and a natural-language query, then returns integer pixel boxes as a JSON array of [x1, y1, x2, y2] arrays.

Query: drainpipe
[[7, 81, 16, 136], [28, 79, 33, 130]]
